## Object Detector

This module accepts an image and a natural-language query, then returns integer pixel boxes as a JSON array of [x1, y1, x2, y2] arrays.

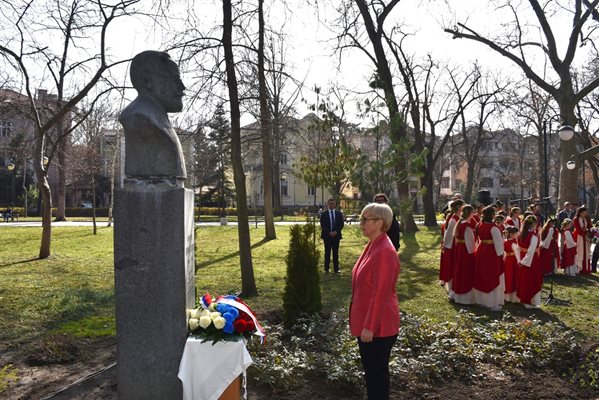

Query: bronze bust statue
[[119, 51, 187, 181]]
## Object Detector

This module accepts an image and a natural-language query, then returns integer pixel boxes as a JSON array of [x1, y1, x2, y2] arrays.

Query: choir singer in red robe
[[350, 202, 400, 400]]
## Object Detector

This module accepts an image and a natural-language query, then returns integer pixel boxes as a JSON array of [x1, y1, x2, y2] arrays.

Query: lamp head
[[7, 162, 15, 171], [566, 160, 576, 170], [558, 125, 575, 141]]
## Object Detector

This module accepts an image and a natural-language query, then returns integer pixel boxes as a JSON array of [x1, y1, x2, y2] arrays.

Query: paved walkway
[[0, 220, 306, 228]]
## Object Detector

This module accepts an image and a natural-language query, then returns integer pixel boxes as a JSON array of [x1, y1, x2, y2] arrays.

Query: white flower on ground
[[210, 312, 221, 321], [190, 308, 202, 319], [199, 316, 212, 329], [199, 309, 211, 318], [213, 316, 226, 330], [189, 318, 201, 331]]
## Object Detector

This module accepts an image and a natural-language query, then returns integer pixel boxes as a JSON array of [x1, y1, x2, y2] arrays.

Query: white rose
[[213, 316, 226, 330], [190, 308, 202, 319], [199, 316, 212, 329], [210, 312, 221, 321], [188, 318, 201, 331], [199, 309, 211, 318]]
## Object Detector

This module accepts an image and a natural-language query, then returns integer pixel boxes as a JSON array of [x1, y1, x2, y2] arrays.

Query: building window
[[480, 177, 494, 188], [500, 177, 510, 187], [308, 186, 316, 196], [280, 153, 288, 165], [480, 160, 494, 169], [441, 177, 450, 188], [281, 180, 288, 196], [0, 120, 12, 138]]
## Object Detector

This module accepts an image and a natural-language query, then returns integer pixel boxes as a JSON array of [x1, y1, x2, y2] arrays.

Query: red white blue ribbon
[[216, 296, 266, 342]]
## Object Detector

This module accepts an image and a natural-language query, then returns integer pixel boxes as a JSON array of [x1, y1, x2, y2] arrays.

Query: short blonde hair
[[361, 203, 393, 231]]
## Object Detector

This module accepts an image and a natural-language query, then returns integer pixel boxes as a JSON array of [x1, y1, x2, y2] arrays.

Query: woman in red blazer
[[350, 202, 400, 400]]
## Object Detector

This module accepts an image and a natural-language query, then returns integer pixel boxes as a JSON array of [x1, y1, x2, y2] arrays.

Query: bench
[[1, 212, 19, 222], [345, 214, 359, 224]]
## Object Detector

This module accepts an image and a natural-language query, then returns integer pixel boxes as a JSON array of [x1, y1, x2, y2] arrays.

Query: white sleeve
[[443, 219, 457, 249], [491, 227, 504, 256], [540, 227, 553, 249], [465, 226, 475, 254], [565, 231, 576, 248], [512, 242, 521, 263], [520, 235, 538, 267]]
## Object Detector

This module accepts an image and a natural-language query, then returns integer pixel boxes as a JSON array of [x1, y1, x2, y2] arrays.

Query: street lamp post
[[280, 172, 287, 221], [7, 162, 15, 207]]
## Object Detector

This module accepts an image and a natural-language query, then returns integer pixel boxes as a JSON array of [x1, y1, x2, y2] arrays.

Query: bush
[[64, 207, 109, 217], [282, 224, 321, 327], [248, 309, 585, 395]]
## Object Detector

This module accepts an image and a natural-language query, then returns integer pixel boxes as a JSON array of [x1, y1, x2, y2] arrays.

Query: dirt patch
[[1, 337, 598, 400]]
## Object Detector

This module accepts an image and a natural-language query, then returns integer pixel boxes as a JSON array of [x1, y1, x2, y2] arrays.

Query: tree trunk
[[465, 161, 476, 204], [91, 175, 97, 235], [421, 173, 438, 226], [223, 0, 257, 297], [35, 133, 52, 259], [558, 107, 579, 206], [258, 0, 276, 240], [22, 157, 28, 218], [54, 120, 68, 221]]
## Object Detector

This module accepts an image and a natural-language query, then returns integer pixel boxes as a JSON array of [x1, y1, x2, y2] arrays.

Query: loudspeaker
[[477, 190, 491, 206]]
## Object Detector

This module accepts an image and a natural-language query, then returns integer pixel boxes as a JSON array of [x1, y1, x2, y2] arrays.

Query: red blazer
[[350, 233, 400, 337]]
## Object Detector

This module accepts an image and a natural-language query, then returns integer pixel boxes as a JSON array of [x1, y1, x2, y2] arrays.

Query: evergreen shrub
[[282, 223, 321, 327]]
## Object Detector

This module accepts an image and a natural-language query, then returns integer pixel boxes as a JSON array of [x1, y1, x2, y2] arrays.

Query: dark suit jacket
[[320, 209, 344, 240], [387, 214, 400, 250]]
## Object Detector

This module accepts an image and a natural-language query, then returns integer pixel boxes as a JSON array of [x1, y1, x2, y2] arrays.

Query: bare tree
[[70, 101, 114, 235], [0, 0, 140, 258], [452, 68, 508, 203], [333, 0, 419, 233], [223, 0, 258, 297], [444, 0, 599, 206], [257, 0, 276, 239]]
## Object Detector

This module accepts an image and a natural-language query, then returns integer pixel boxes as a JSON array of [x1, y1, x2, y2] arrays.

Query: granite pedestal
[[114, 182, 195, 400]]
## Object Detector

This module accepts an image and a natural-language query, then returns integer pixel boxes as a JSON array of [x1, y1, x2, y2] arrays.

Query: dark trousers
[[323, 238, 340, 272], [358, 335, 397, 400], [592, 243, 599, 273]]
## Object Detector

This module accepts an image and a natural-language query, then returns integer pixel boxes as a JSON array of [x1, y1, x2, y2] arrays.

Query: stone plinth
[[114, 183, 195, 400]]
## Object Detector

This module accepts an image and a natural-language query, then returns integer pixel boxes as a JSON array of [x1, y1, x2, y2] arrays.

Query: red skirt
[[517, 256, 542, 304], [452, 243, 475, 294], [474, 243, 504, 293], [561, 246, 576, 268], [539, 247, 556, 275], [504, 255, 518, 294], [439, 247, 453, 283]]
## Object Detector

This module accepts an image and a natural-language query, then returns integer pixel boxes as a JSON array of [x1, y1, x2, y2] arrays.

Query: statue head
[[130, 51, 185, 113]]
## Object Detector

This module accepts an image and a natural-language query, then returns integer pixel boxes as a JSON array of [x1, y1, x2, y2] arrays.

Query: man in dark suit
[[320, 198, 344, 273], [374, 193, 400, 250]]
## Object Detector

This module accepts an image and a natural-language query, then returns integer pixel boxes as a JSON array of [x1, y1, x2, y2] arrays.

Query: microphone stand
[[543, 232, 572, 306]]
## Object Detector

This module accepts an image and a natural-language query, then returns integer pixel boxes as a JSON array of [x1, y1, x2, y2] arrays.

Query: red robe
[[452, 221, 475, 295], [503, 238, 518, 295], [517, 231, 542, 305], [474, 222, 504, 293], [573, 216, 591, 274], [439, 214, 459, 283], [539, 227, 559, 275], [560, 230, 577, 268], [505, 216, 521, 230]]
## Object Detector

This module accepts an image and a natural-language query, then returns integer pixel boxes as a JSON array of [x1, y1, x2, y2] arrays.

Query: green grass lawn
[[0, 224, 598, 345]]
